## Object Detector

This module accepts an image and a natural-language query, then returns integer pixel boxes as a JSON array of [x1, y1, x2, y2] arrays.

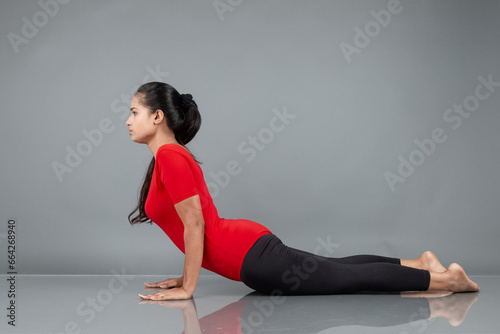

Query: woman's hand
[[144, 276, 183, 289], [139, 287, 192, 301]]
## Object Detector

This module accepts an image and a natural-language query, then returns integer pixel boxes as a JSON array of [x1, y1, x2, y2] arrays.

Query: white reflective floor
[[0, 274, 497, 333]]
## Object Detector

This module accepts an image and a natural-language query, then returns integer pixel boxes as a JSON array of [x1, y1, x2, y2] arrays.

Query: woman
[[127, 82, 479, 301]]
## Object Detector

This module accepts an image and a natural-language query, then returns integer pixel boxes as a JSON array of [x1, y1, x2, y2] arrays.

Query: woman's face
[[126, 94, 156, 144]]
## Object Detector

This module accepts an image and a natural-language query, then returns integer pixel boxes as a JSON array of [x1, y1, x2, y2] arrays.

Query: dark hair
[[128, 82, 202, 225]]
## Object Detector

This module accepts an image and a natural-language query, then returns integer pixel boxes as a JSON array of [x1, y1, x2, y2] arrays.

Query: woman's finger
[[139, 292, 163, 300], [159, 280, 175, 288], [144, 277, 182, 287], [143, 283, 159, 287], [144, 280, 167, 287], [138, 288, 189, 301]]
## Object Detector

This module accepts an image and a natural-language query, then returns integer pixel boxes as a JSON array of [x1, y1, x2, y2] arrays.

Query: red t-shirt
[[145, 144, 272, 281]]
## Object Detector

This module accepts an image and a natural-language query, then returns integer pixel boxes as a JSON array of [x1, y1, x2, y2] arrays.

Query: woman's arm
[[139, 195, 204, 301], [176, 194, 204, 296]]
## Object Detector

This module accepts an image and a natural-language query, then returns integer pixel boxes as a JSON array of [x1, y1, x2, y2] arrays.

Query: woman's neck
[[147, 132, 179, 158]]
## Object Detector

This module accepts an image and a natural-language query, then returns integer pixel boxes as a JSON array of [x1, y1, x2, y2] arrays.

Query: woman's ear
[[153, 109, 164, 124]]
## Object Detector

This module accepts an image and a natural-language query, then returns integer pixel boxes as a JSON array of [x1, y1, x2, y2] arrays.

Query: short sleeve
[[156, 149, 198, 204]]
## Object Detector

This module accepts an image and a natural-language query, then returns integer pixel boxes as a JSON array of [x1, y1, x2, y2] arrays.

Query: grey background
[[0, 0, 498, 276]]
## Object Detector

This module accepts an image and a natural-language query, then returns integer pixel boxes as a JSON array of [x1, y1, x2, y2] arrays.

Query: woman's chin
[[131, 136, 147, 145]]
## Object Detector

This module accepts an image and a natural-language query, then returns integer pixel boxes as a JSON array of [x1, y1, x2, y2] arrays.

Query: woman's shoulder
[[156, 144, 194, 165], [157, 143, 190, 155]]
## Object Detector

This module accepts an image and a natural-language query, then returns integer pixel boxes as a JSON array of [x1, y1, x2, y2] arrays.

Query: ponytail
[[177, 93, 201, 145]]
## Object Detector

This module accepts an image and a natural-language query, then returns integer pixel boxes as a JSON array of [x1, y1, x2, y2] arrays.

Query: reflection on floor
[[0, 274, 497, 333]]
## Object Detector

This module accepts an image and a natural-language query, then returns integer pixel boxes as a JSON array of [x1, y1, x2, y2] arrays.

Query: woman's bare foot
[[446, 263, 480, 292], [419, 251, 447, 273], [401, 251, 446, 272], [428, 263, 479, 292]]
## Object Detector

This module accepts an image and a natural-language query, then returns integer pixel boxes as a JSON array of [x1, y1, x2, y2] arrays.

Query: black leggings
[[240, 233, 431, 295]]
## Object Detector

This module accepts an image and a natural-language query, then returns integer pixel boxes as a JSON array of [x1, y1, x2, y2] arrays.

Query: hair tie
[[180, 93, 193, 111]]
